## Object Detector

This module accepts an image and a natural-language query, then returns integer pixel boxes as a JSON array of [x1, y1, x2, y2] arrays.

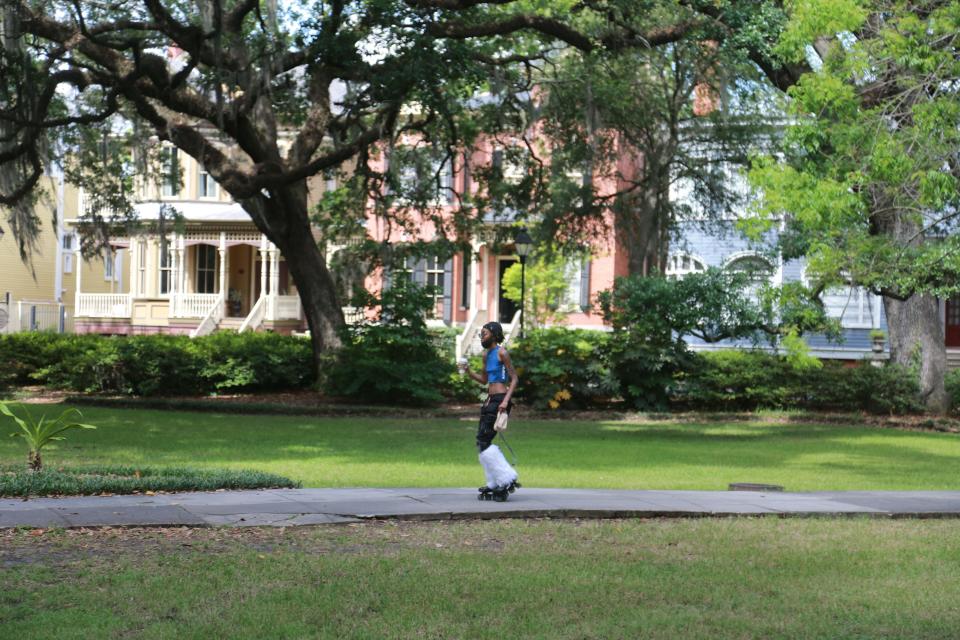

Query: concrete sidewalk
[[3, 488, 960, 528]]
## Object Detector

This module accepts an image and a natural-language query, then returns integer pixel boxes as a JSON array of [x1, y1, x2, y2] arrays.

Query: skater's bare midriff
[[487, 382, 509, 395]]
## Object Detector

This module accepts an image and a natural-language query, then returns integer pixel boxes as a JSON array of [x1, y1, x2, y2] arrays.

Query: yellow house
[[0, 174, 116, 334], [66, 146, 307, 336]]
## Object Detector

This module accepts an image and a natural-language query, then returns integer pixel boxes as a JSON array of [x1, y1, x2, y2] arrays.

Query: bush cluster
[[321, 278, 456, 406], [509, 327, 617, 409], [0, 331, 314, 396], [677, 350, 923, 414]]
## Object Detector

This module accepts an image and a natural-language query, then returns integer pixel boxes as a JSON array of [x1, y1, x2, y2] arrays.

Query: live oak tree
[[746, 0, 960, 412], [0, 0, 748, 374]]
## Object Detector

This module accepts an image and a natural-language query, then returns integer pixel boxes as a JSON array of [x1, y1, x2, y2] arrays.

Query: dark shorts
[[476, 393, 512, 452]]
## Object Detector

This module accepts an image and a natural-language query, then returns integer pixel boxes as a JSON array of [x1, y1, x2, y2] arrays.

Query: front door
[[497, 259, 517, 324], [947, 297, 960, 347]]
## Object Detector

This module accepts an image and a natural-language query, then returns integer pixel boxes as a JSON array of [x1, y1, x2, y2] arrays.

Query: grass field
[[3, 518, 960, 639], [1, 404, 959, 490]]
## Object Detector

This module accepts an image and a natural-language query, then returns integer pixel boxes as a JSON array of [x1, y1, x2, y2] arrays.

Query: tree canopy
[[746, 0, 960, 411]]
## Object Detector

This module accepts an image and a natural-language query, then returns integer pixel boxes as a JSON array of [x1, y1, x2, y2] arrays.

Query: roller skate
[[507, 480, 521, 493], [478, 486, 495, 501], [491, 486, 510, 502]]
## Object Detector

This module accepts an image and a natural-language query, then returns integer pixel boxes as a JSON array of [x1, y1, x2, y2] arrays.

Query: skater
[[460, 321, 521, 502]]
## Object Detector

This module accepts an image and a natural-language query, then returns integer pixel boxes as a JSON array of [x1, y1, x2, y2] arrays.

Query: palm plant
[[0, 402, 97, 472]]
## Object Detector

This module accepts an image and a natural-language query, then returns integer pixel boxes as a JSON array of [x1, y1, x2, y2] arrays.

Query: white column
[[268, 242, 279, 320], [75, 248, 83, 295], [178, 236, 186, 296], [218, 232, 227, 297], [130, 241, 138, 297], [259, 238, 268, 302]]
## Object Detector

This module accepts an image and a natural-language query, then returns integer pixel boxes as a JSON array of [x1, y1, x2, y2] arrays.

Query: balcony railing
[[76, 294, 131, 318]]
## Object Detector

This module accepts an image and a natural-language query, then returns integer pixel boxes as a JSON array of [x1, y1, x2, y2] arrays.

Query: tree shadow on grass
[[1, 406, 957, 489]]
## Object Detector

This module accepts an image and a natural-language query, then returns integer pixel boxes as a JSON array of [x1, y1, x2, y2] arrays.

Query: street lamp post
[[514, 228, 533, 339]]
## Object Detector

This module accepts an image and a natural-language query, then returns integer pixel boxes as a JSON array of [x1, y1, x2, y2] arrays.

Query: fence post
[[59, 304, 66, 333], [30, 305, 37, 331]]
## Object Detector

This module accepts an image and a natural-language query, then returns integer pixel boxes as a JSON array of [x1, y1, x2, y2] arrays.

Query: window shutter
[[442, 259, 453, 323], [579, 260, 591, 311]]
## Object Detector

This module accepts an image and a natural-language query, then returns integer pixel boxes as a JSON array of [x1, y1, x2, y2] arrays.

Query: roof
[[132, 201, 253, 223]]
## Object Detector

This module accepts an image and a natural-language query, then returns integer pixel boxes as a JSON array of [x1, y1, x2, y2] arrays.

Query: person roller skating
[[459, 322, 520, 502]]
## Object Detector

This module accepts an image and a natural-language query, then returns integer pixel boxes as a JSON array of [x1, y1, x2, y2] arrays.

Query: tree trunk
[[273, 224, 346, 376], [240, 188, 345, 378], [883, 294, 949, 413], [28, 450, 41, 472], [873, 204, 949, 413]]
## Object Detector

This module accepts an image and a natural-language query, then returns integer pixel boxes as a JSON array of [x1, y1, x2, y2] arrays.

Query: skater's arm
[[498, 348, 518, 412], [463, 351, 488, 385]]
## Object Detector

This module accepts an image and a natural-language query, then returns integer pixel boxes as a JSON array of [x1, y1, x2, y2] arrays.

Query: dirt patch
[[0, 520, 519, 568]]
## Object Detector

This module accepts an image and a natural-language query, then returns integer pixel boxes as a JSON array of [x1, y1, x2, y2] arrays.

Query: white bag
[[494, 411, 509, 432]]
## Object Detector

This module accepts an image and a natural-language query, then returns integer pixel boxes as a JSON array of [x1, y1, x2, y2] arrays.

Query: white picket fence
[[0, 300, 67, 333]]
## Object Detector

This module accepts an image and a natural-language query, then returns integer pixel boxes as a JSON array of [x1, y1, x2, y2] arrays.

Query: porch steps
[[217, 317, 246, 332]]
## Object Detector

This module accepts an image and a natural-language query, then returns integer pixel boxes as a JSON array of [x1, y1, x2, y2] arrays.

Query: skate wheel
[[477, 493, 485, 501], [508, 485, 515, 493]]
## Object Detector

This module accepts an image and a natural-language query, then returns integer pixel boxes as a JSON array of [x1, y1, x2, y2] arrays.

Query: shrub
[[0, 332, 70, 386], [509, 327, 616, 409], [193, 332, 314, 392], [947, 369, 960, 414], [6, 331, 314, 396], [679, 350, 923, 414], [323, 278, 454, 406], [677, 350, 799, 410]]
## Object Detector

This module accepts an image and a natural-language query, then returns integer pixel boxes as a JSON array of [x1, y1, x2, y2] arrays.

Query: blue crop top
[[485, 347, 509, 384]]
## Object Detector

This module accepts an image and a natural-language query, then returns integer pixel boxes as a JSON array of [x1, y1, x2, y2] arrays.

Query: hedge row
[[509, 328, 925, 414], [0, 331, 314, 396], [0, 328, 940, 414]]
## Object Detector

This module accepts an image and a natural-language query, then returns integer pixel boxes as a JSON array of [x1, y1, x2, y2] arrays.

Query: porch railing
[[456, 308, 488, 359], [76, 293, 131, 319], [238, 296, 266, 333], [503, 308, 522, 345], [189, 294, 224, 338], [172, 293, 221, 319], [270, 295, 302, 321]]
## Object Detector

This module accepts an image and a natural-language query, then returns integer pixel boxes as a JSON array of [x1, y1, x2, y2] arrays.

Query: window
[[725, 255, 774, 302], [196, 245, 217, 294], [62, 234, 75, 274], [198, 168, 218, 198], [665, 253, 707, 279], [104, 250, 114, 281], [161, 147, 180, 197], [425, 256, 445, 316], [159, 242, 173, 294], [819, 276, 878, 329]]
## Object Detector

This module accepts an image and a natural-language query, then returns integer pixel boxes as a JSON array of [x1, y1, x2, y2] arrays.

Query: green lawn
[[1, 404, 959, 490], [3, 518, 960, 639]]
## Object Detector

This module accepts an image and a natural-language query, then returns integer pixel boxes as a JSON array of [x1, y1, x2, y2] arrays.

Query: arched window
[[665, 253, 707, 279], [725, 254, 775, 301]]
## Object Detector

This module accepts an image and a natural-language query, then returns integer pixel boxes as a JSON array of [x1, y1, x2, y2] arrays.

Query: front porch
[[73, 230, 304, 336]]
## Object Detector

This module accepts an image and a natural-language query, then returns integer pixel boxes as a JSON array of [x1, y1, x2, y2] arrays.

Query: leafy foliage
[[323, 278, 455, 406], [0, 332, 314, 396], [500, 254, 579, 328], [679, 350, 923, 414], [0, 402, 97, 471], [509, 328, 617, 409], [596, 269, 833, 409], [0, 464, 298, 498]]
